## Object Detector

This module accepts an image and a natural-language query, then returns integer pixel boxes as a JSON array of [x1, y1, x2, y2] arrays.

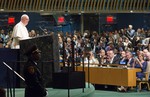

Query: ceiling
[[0, 0, 150, 14]]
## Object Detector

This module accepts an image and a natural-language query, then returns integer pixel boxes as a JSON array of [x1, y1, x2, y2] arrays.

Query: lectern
[[20, 34, 60, 87]]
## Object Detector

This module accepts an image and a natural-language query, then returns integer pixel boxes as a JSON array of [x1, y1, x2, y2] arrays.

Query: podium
[[0, 49, 19, 87], [20, 34, 60, 87]]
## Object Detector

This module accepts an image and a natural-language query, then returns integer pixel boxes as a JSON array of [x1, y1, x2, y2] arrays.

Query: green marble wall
[[19, 34, 59, 87]]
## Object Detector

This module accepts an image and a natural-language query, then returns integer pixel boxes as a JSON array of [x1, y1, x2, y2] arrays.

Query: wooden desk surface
[[76, 66, 141, 87]]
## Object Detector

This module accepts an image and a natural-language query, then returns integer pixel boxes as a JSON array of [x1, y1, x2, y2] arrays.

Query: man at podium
[[11, 14, 30, 49]]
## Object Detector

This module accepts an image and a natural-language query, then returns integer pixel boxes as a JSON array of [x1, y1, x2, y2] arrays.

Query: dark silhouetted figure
[[23, 45, 48, 97]]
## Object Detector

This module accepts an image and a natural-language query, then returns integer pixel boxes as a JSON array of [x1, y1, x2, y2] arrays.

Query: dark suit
[[23, 59, 47, 97], [127, 58, 135, 67], [112, 55, 120, 64], [119, 58, 128, 65], [105, 55, 120, 65]]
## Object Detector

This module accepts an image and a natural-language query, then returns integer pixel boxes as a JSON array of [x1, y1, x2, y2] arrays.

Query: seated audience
[[118, 51, 135, 92]]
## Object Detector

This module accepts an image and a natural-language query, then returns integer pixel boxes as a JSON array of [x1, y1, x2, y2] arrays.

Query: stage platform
[[8, 83, 95, 97], [4, 83, 150, 97]]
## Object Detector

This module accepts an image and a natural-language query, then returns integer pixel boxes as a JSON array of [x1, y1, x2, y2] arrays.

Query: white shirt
[[142, 38, 149, 46], [110, 56, 115, 64], [83, 57, 99, 66], [11, 22, 29, 49]]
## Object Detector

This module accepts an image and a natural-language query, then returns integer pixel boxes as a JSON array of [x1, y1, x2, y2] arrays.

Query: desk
[[76, 66, 141, 87]]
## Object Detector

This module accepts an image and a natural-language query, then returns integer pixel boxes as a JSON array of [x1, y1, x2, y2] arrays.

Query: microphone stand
[[87, 55, 90, 88], [3, 62, 25, 81], [71, 38, 75, 72], [6, 66, 12, 97], [82, 55, 85, 93], [3, 62, 25, 97], [63, 40, 66, 67]]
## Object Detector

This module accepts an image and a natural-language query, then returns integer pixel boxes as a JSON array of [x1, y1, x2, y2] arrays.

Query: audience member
[[82, 51, 99, 66], [97, 49, 106, 66], [126, 51, 135, 67], [105, 50, 120, 65], [134, 53, 147, 80], [29, 30, 37, 37], [119, 50, 128, 67], [126, 25, 135, 41]]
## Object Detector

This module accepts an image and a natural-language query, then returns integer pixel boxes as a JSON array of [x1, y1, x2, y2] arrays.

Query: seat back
[[146, 61, 150, 80], [136, 61, 150, 91]]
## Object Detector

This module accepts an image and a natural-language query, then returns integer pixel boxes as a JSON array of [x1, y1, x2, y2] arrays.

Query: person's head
[[129, 25, 133, 29], [58, 36, 63, 43], [0, 88, 6, 97], [24, 45, 41, 61], [143, 49, 149, 57], [21, 14, 29, 26], [136, 50, 143, 56], [100, 49, 105, 57], [107, 50, 115, 59], [67, 37, 71, 43], [137, 28, 141, 33], [146, 52, 150, 61], [0, 29, 4, 34], [126, 51, 133, 59], [30, 30, 36, 37], [88, 51, 93, 56], [137, 53, 144, 61], [121, 51, 126, 58], [125, 38, 129, 42]]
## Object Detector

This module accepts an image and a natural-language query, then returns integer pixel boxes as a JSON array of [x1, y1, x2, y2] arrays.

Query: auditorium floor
[[93, 84, 150, 97], [9, 87, 150, 97], [93, 90, 150, 97]]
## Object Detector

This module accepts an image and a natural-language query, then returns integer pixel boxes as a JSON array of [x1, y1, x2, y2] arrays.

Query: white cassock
[[11, 22, 29, 49]]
